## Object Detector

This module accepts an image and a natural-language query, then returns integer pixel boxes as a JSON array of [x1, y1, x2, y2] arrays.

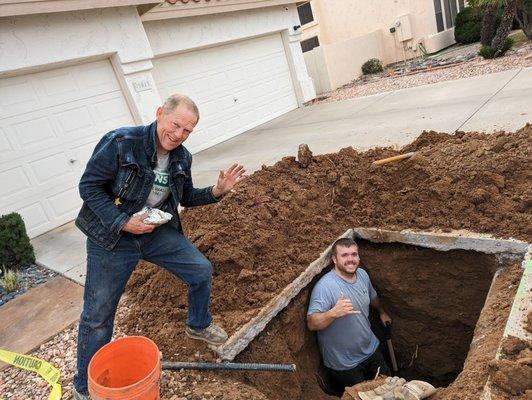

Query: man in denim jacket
[[73, 94, 244, 399]]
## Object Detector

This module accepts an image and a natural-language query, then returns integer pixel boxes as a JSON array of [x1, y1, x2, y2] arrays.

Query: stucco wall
[[303, 45, 331, 94], [299, 0, 461, 93], [313, 0, 437, 63], [145, 6, 296, 56], [304, 29, 386, 94], [300, 0, 459, 65], [0, 7, 153, 73], [0, 7, 161, 123], [325, 30, 386, 91]]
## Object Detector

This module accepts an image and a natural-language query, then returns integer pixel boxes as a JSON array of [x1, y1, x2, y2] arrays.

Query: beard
[[336, 261, 358, 277]]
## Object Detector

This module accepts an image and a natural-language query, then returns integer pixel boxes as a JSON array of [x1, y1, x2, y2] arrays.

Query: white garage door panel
[[1, 92, 132, 166], [0, 60, 135, 238], [153, 33, 298, 154]]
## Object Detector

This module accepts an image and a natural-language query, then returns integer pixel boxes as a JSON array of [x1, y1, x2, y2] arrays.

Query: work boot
[[185, 323, 228, 346], [73, 387, 92, 400], [359, 377, 406, 400]]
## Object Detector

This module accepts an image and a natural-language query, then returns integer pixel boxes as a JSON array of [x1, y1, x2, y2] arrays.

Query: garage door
[[0, 60, 135, 238], [152, 33, 298, 154]]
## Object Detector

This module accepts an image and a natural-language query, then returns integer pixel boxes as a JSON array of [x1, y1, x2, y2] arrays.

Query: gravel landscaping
[[0, 264, 57, 306], [311, 41, 532, 104], [0, 302, 232, 400]]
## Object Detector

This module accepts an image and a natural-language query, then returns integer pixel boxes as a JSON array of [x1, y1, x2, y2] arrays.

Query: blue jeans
[[73, 224, 213, 394]]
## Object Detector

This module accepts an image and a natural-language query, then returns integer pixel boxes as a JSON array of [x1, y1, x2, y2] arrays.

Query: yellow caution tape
[[0, 348, 61, 400]]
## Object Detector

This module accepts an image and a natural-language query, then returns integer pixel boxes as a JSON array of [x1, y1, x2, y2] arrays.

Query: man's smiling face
[[155, 103, 198, 153]]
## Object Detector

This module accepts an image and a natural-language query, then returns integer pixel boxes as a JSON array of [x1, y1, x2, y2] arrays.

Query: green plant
[[0, 266, 19, 293], [418, 42, 429, 58], [478, 36, 514, 58], [361, 58, 384, 75], [455, 7, 484, 43], [0, 213, 35, 271]]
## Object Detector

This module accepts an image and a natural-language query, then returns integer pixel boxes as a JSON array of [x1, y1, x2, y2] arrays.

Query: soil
[[118, 124, 532, 399], [486, 336, 532, 398], [431, 262, 525, 400], [358, 240, 498, 387]]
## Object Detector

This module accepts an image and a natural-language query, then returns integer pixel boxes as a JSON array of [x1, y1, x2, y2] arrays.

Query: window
[[297, 2, 314, 26], [443, 0, 453, 28], [300, 36, 320, 53], [448, 0, 459, 26], [433, 0, 444, 32], [434, 0, 462, 31]]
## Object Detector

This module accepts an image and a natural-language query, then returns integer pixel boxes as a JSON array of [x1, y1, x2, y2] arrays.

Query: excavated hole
[[308, 239, 503, 392]]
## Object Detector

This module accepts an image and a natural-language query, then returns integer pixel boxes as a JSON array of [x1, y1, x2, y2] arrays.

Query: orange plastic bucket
[[88, 336, 161, 400]]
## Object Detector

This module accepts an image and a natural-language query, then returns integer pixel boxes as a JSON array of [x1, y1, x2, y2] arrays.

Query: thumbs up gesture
[[330, 292, 360, 319]]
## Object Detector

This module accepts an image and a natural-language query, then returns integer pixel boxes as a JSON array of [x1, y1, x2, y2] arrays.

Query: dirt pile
[[119, 125, 531, 399]]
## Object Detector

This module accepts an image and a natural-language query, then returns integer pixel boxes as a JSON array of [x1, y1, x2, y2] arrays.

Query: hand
[[330, 292, 360, 319], [212, 163, 246, 197], [380, 311, 392, 326], [122, 213, 156, 235]]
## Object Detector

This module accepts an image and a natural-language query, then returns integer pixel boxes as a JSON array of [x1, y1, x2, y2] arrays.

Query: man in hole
[[73, 94, 245, 400], [307, 237, 392, 388]]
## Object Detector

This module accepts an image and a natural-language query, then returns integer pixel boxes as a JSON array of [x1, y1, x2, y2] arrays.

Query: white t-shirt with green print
[[145, 152, 171, 208]]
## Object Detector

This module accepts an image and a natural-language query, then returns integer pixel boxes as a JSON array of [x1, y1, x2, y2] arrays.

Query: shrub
[[0, 267, 19, 293], [478, 37, 513, 59], [0, 213, 35, 271], [455, 7, 484, 44], [361, 58, 384, 75]]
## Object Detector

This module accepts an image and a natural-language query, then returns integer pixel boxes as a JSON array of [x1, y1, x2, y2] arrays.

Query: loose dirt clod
[[119, 125, 532, 399], [297, 143, 313, 168], [487, 336, 532, 397]]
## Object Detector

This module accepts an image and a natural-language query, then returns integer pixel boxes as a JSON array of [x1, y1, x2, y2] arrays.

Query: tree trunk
[[491, 0, 518, 51], [516, 1, 532, 39], [481, 3, 498, 46]]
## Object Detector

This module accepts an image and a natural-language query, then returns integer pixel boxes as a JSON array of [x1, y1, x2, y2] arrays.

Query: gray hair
[[162, 94, 200, 122]]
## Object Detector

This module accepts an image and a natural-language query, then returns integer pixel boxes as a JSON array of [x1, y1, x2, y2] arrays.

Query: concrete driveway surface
[[32, 67, 532, 284]]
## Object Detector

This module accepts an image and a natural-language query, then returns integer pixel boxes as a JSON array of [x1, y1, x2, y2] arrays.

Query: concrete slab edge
[[351, 227, 529, 255], [212, 229, 354, 360], [502, 245, 532, 341]]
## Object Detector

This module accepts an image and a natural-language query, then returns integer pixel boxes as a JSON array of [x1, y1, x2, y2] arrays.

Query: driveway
[[32, 66, 532, 283]]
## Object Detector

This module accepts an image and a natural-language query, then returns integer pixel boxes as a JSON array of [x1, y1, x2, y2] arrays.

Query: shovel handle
[[372, 152, 415, 166], [383, 321, 392, 340]]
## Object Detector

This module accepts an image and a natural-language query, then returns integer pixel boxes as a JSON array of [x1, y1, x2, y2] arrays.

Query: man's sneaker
[[185, 323, 228, 345], [73, 387, 92, 400]]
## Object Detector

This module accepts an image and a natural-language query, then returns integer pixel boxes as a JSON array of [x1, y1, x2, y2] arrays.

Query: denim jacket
[[75, 121, 219, 250]]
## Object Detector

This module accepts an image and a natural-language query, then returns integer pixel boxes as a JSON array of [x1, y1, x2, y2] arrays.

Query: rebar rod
[[161, 361, 296, 372]]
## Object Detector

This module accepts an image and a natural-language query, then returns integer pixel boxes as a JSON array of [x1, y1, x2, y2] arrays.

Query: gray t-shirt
[[307, 268, 379, 370], [145, 152, 170, 208]]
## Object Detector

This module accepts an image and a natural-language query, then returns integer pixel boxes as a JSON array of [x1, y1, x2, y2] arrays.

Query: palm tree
[[491, 0, 518, 52], [475, 0, 518, 55], [480, 2, 499, 45]]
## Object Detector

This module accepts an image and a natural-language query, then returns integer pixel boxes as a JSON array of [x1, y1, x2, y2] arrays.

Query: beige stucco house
[[0, 0, 316, 238], [298, 0, 466, 93]]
